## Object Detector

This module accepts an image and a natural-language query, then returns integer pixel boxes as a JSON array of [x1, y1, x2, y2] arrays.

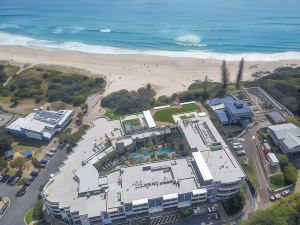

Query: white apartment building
[[42, 112, 245, 225]]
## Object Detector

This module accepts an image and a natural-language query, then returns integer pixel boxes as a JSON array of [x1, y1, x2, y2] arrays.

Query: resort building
[[42, 112, 245, 225], [268, 123, 300, 155], [208, 96, 252, 127], [6, 108, 73, 141]]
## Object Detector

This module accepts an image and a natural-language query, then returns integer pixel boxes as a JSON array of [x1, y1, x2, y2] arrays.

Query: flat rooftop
[[173, 112, 245, 183], [7, 109, 73, 133]]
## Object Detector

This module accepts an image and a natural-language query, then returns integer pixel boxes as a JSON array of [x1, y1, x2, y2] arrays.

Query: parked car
[[15, 188, 26, 197], [236, 150, 246, 156], [10, 176, 20, 186], [270, 195, 276, 201], [1, 175, 10, 183], [275, 193, 281, 200], [46, 152, 55, 157], [281, 189, 290, 197], [49, 147, 57, 153], [233, 145, 243, 150], [38, 159, 49, 168], [30, 171, 39, 177], [6, 176, 15, 185]]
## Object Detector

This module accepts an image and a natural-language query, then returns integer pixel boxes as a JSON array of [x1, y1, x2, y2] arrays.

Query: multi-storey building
[[6, 108, 73, 141], [42, 112, 245, 225]]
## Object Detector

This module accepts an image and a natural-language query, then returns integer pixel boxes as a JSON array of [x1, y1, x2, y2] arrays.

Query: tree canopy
[[101, 84, 156, 115], [236, 58, 244, 90], [241, 193, 300, 225], [0, 128, 14, 156]]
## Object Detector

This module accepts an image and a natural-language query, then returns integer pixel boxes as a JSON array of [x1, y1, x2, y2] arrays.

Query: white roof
[[75, 164, 100, 194], [180, 101, 196, 106], [132, 198, 148, 206], [192, 188, 207, 195], [198, 112, 207, 117], [6, 109, 73, 138], [269, 123, 300, 150], [192, 152, 213, 182], [143, 110, 156, 128], [267, 153, 279, 163], [211, 103, 225, 111], [163, 193, 178, 200], [153, 105, 171, 110]]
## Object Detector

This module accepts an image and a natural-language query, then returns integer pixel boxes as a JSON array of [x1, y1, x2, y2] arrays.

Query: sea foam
[[1, 32, 300, 61], [99, 28, 111, 33]]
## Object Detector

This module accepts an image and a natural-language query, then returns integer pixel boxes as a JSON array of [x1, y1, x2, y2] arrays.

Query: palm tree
[[236, 58, 244, 90]]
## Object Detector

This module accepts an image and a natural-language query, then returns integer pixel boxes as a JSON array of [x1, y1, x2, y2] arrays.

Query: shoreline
[[0, 45, 299, 97]]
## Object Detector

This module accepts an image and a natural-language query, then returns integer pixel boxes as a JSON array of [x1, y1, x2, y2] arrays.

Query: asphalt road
[[0, 145, 68, 225], [242, 121, 271, 208]]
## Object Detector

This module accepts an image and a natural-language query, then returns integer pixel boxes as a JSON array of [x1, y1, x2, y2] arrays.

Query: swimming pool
[[156, 148, 175, 155]]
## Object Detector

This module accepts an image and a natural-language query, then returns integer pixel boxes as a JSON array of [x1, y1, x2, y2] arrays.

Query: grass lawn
[[11, 138, 44, 157], [123, 118, 140, 126], [7, 168, 17, 176], [104, 109, 121, 120], [25, 208, 34, 225], [269, 174, 287, 190], [153, 104, 200, 123], [246, 162, 258, 189]]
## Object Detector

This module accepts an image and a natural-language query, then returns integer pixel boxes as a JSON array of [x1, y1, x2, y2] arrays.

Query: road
[[0, 145, 68, 225], [242, 121, 271, 209]]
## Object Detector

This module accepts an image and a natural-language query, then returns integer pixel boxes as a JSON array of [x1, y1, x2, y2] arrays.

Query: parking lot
[[0, 144, 68, 225]]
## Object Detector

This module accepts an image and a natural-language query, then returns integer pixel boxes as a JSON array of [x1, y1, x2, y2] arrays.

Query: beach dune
[[0, 45, 299, 96]]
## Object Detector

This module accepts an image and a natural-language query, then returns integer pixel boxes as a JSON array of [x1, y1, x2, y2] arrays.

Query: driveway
[[0, 145, 68, 225]]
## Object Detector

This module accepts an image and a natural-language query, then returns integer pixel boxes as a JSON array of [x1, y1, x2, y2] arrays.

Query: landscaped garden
[[153, 103, 200, 123]]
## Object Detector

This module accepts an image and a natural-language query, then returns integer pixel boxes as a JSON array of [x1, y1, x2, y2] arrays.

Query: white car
[[49, 147, 57, 153], [46, 152, 55, 157], [236, 150, 246, 156]]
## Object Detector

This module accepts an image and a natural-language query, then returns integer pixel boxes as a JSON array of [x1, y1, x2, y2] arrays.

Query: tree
[[278, 154, 289, 169], [202, 75, 209, 100], [283, 164, 298, 185], [32, 157, 39, 167], [223, 191, 245, 215], [10, 157, 25, 170], [220, 60, 230, 96], [0, 128, 14, 155], [236, 58, 244, 90]]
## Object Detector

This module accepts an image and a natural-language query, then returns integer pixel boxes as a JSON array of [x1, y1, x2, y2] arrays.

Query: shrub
[[10, 157, 25, 169], [18, 177, 28, 186], [32, 157, 39, 167], [270, 174, 285, 187], [223, 191, 245, 215], [0, 157, 7, 171], [32, 200, 44, 220], [283, 164, 298, 185], [101, 84, 156, 115]]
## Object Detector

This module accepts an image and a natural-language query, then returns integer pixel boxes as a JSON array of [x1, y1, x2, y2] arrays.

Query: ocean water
[[1, 0, 300, 60]]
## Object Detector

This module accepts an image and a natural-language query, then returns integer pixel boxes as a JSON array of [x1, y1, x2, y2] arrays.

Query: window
[[178, 193, 192, 202], [125, 203, 133, 212], [148, 198, 163, 208]]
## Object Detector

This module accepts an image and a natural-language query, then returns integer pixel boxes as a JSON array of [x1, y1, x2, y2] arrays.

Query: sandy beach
[[0, 45, 299, 97]]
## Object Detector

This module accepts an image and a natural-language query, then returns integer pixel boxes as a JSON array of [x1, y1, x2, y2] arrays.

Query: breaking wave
[[1, 32, 300, 61]]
